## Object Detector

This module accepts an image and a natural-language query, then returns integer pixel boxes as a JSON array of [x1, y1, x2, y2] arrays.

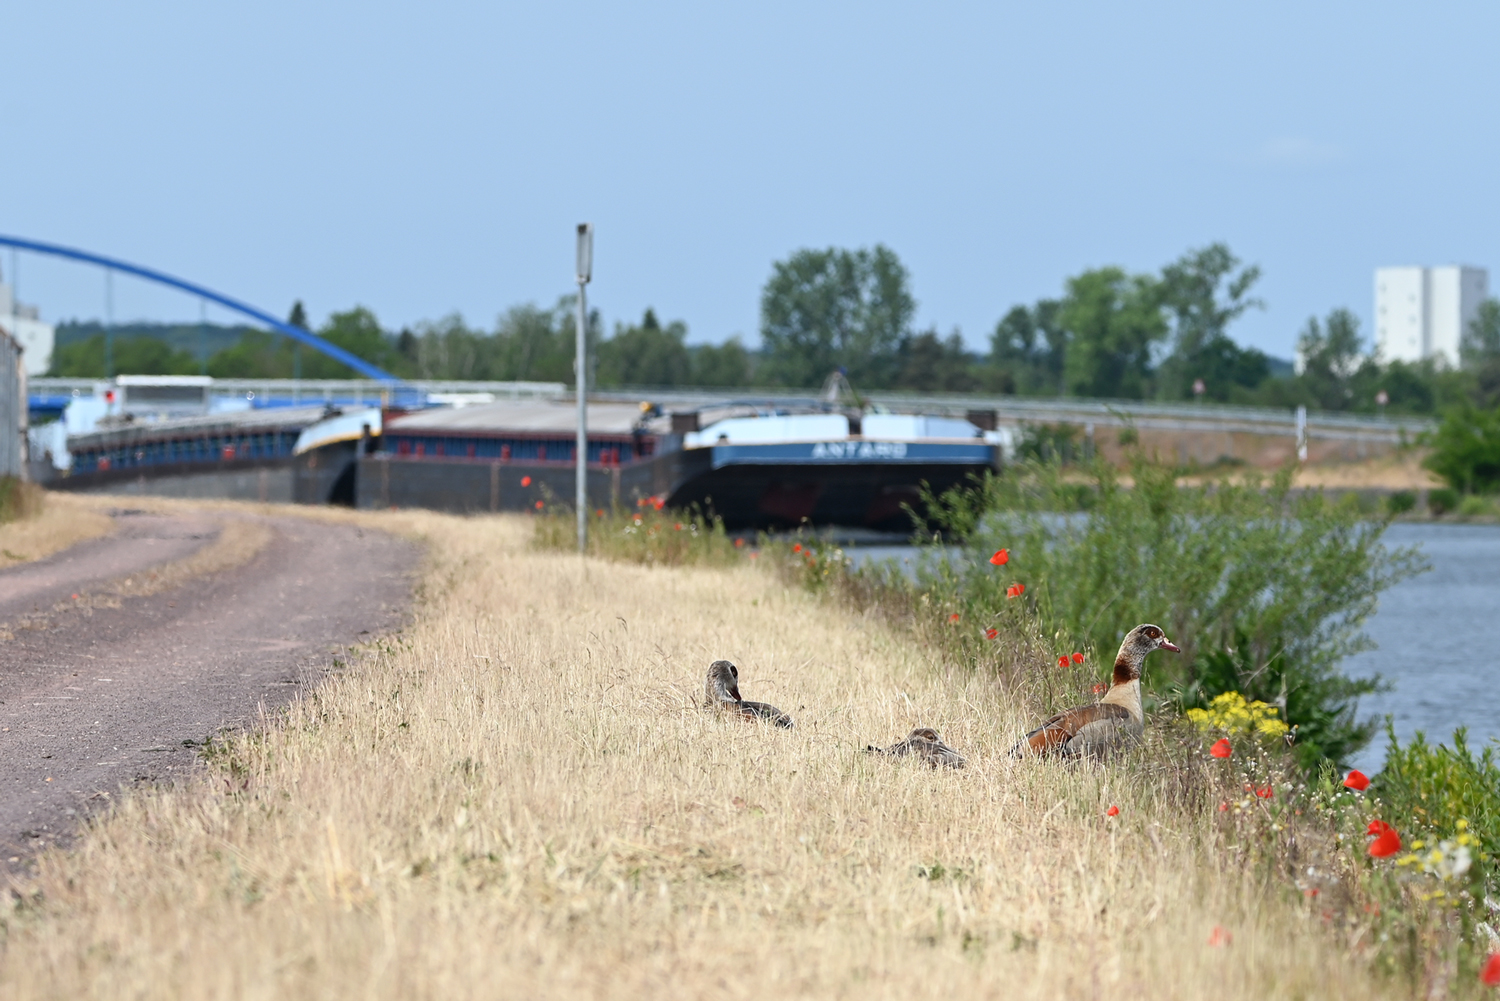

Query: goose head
[[705, 660, 742, 704], [1112, 623, 1179, 681]]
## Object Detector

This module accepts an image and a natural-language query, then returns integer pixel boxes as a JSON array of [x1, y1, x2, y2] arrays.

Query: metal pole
[[104, 269, 114, 379], [575, 223, 593, 553]]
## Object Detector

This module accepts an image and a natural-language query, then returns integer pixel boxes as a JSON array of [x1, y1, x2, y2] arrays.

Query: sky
[[2, 2, 1497, 361]]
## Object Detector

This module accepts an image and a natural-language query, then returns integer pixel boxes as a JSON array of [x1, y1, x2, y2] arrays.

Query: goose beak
[[1160, 639, 1180, 652]]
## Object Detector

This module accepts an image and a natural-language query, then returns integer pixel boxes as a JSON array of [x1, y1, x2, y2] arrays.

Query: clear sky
[[2, 2, 1497, 361]]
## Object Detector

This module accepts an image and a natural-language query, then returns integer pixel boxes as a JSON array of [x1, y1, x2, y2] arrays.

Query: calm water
[[846, 524, 1500, 772]]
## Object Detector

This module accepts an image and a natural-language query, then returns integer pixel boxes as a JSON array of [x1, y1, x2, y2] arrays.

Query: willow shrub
[[916, 456, 1428, 767]]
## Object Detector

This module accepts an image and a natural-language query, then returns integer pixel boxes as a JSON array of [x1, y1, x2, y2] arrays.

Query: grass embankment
[[0, 485, 114, 568], [1, 507, 1406, 999]]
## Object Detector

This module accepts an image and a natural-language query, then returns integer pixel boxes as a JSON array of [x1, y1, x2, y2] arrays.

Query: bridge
[[0, 234, 401, 382]]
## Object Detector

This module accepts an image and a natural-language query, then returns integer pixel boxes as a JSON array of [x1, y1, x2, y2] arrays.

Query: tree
[[287, 300, 309, 331], [892, 329, 979, 392], [1156, 243, 1269, 400], [989, 300, 1066, 395], [595, 309, 692, 387], [690, 337, 753, 387], [759, 245, 915, 388], [51, 335, 199, 377], [1058, 267, 1166, 399], [1424, 402, 1500, 493], [1294, 308, 1365, 410]]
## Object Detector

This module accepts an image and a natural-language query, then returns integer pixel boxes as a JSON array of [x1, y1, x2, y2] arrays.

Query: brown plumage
[[704, 659, 793, 728], [865, 727, 966, 769], [1011, 623, 1179, 759]]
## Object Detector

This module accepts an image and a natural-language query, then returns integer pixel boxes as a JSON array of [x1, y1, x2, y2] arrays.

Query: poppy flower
[[1208, 926, 1231, 947], [1218, 801, 1230, 812], [595, 509, 605, 518], [1255, 786, 1274, 799], [674, 523, 683, 531], [1105, 805, 1119, 817], [985, 628, 999, 640], [1367, 819, 1393, 837], [1058, 656, 1070, 668], [949, 613, 961, 622], [990, 549, 1009, 566], [534, 500, 544, 510], [792, 543, 802, 553], [1209, 738, 1233, 759], [1092, 684, 1106, 694], [734, 538, 745, 548], [1368, 827, 1402, 858], [1072, 652, 1085, 664], [653, 498, 665, 511], [521, 476, 532, 487], [1343, 770, 1370, 791], [1480, 952, 1500, 987]]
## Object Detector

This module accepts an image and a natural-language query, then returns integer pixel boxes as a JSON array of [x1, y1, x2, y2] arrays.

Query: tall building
[[1375, 265, 1489, 366], [0, 264, 55, 376]]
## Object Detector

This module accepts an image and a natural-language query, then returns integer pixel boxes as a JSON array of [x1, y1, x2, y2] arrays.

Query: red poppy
[[1208, 926, 1232, 947], [71, 593, 80, 600], [652, 497, 665, 510], [1058, 656, 1070, 668], [949, 613, 961, 622], [1367, 819, 1393, 837], [1209, 738, 1232, 759], [1092, 683, 1107, 694], [1480, 952, 1500, 987], [792, 543, 802, 554], [521, 476, 532, 487], [1072, 652, 1085, 664], [734, 538, 745, 548], [1218, 801, 1230, 812], [1105, 805, 1119, 817], [985, 628, 999, 640], [990, 549, 1009, 566], [1255, 786, 1274, 799], [1343, 770, 1370, 791], [534, 500, 544, 510], [1005, 585, 1017, 598], [595, 509, 605, 518], [1014, 583, 1025, 596], [674, 523, 683, 531], [1368, 827, 1402, 858]]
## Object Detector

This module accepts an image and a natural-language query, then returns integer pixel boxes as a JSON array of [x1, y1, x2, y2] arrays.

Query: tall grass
[[917, 457, 1429, 767], [0, 507, 1431, 1000]]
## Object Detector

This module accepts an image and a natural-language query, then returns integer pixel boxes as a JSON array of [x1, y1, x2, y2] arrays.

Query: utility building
[[1375, 265, 1488, 366], [0, 264, 54, 376]]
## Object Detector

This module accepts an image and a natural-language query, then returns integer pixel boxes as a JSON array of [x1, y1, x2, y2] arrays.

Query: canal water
[[845, 523, 1500, 772]]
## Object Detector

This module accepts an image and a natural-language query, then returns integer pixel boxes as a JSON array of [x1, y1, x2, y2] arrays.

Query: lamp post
[[575, 223, 593, 553]]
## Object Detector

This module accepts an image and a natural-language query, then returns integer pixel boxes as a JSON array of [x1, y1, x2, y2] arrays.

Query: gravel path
[[0, 509, 417, 871]]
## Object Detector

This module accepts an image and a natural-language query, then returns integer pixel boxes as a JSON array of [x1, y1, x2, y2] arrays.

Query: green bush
[[1427, 487, 1459, 516], [1424, 402, 1500, 493], [917, 457, 1428, 766], [1375, 724, 1500, 862], [1385, 490, 1417, 515], [1457, 495, 1492, 518]]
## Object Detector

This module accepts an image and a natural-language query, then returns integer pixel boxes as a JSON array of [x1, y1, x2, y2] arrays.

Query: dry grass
[[0, 491, 114, 569], [0, 508, 1400, 1000]]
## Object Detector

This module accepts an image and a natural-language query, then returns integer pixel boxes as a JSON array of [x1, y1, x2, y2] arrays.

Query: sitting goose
[[865, 727, 966, 769], [704, 659, 793, 728], [1010, 623, 1179, 758]]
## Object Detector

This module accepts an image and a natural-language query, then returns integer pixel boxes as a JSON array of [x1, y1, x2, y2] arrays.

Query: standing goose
[[704, 659, 794, 728], [865, 727, 966, 769], [1010, 623, 1179, 758]]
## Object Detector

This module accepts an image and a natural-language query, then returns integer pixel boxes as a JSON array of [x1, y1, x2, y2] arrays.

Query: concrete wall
[[0, 326, 25, 479]]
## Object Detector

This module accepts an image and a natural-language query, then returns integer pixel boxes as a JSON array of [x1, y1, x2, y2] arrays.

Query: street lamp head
[[576, 223, 593, 285]]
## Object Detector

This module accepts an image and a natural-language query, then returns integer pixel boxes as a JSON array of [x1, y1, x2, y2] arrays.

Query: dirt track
[[0, 508, 417, 871]]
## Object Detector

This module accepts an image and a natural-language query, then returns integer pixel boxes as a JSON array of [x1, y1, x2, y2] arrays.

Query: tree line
[[47, 242, 1500, 418]]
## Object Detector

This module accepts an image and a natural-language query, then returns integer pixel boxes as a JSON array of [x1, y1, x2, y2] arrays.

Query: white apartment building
[[0, 265, 54, 376], [1375, 265, 1489, 366]]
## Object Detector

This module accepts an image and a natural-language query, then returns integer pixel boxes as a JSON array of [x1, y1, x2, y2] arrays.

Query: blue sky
[[2, 2, 1496, 361]]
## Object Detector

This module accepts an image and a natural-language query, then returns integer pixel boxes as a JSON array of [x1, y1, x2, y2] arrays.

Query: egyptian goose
[[865, 727, 966, 769], [1011, 623, 1178, 758], [704, 659, 793, 728]]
